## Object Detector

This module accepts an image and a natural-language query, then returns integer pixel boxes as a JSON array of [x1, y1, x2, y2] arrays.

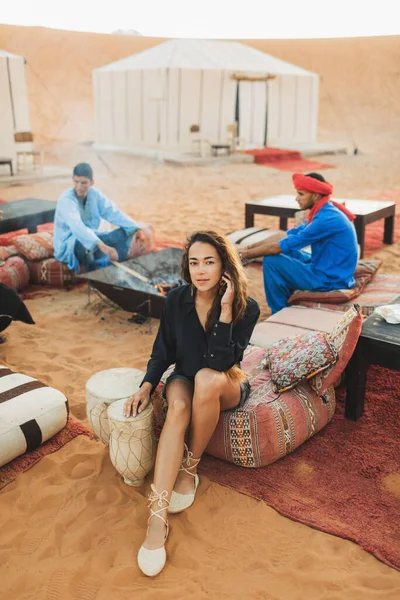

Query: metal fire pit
[[78, 248, 184, 319]]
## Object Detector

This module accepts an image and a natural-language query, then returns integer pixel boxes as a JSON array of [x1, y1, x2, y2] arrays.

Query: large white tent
[[92, 39, 319, 151], [0, 50, 32, 166]]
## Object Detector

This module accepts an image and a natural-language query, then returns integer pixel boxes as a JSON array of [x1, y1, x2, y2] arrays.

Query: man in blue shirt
[[239, 172, 359, 314], [54, 163, 146, 273]]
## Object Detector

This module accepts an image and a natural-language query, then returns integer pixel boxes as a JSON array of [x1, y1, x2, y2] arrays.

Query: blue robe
[[263, 202, 358, 314]]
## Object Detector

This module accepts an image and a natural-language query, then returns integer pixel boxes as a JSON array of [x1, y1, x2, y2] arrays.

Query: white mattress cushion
[[0, 366, 68, 467]]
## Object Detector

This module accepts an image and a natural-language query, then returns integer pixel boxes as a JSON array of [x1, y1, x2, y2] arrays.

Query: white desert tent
[[92, 39, 319, 152], [0, 50, 32, 168]]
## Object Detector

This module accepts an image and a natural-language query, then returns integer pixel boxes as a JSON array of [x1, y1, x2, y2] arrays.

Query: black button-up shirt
[[142, 284, 260, 389]]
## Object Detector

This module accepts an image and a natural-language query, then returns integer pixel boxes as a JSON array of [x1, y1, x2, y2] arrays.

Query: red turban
[[292, 173, 355, 223]]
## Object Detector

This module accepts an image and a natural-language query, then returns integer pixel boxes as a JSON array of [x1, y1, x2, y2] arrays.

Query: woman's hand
[[220, 272, 235, 311], [123, 384, 152, 418]]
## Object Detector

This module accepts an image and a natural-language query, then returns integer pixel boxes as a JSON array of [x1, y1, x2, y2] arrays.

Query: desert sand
[[1, 25, 400, 599]]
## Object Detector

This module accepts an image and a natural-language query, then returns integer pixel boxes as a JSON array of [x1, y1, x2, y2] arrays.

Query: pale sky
[[1, 0, 399, 39]]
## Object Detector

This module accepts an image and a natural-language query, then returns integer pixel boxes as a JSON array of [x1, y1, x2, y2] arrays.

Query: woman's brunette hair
[[181, 231, 249, 384]]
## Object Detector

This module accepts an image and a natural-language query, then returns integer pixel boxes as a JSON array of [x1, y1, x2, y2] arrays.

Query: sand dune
[[0, 24, 400, 598], [1, 25, 399, 152]]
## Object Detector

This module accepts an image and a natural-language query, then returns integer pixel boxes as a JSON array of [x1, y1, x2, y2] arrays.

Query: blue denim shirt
[[53, 187, 139, 272]]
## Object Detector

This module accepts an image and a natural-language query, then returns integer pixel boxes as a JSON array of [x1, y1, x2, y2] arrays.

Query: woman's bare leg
[[173, 368, 241, 495], [144, 379, 192, 550]]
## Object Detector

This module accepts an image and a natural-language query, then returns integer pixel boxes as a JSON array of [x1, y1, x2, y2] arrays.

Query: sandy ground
[[1, 26, 400, 598]]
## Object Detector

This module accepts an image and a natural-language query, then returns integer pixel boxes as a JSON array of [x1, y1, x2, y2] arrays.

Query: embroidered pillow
[[266, 331, 338, 393], [126, 223, 156, 259], [0, 256, 30, 291], [0, 245, 18, 262], [310, 304, 363, 394], [288, 260, 381, 306], [12, 232, 54, 261]]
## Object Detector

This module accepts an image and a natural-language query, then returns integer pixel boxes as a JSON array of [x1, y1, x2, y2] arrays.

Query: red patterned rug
[[200, 366, 400, 571], [364, 190, 400, 257], [0, 417, 94, 490]]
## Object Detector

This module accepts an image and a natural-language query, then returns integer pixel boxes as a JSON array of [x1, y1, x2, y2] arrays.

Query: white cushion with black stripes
[[0, 366, 68, 467]]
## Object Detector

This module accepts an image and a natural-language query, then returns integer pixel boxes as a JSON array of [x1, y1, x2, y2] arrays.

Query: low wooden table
[[0, 158, 13, 176], [0, 198, 58, 235], [245, 195, 396, 258], [345, 296, 400, 420], [211, 144, 231, 156]]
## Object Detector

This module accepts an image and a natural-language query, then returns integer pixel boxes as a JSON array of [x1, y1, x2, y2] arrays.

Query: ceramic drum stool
[[107, 400, 156, 486], [86, 368, 145, 444]]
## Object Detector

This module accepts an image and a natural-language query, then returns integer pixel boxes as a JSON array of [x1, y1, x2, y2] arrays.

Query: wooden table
[[244, 195, 396, 258], [0, 198, 58, 234], [211, 144, 231, 156], [0, 158, 13, 176], [345, 296, 400, 420]]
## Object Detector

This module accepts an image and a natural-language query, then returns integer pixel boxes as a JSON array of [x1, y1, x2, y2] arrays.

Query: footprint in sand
[[46, 569, 74, 600], [59, 454, 98, 480], [19, 529, 48, 555], [73, 576, 101, 600], [85, 483, 128, 506]]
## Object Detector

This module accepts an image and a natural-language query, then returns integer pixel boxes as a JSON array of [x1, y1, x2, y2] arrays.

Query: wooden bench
[[0, 158, 13, 176], [211, 144, 231, 156]]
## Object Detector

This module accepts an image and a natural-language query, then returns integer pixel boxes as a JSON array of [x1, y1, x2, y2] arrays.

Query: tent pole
[[6, 57, 17, 131], [263, 79, 269, 147], [235, 81, 240, 136]]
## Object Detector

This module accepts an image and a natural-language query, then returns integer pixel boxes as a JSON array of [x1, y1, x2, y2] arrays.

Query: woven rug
[[244, 148, 334, 171], [0, 417, 94, 490], [364, 190, 400, 256], [200, 365, 400, 571], [264, 158, 334, 172]]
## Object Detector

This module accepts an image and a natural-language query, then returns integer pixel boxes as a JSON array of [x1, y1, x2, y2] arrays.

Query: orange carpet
[[200, 366, 400, 571]]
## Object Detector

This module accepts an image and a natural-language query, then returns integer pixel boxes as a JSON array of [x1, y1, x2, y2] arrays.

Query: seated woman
[[124, 230, 260, 577]]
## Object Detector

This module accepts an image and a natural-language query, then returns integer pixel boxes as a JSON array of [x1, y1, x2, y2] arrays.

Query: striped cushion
[[227, 227, 287, 262], [0, 366, 69, 467]]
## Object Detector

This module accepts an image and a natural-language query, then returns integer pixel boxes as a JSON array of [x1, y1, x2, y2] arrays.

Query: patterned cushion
[[13, 232, 54, 260], [28, 258, 76, 287], [0, 223, 54, 248], [0, 257, 30, 291], [0, 365, 69, 467], [0, 246, 18, 262], [288, 259, 381, 306], [152, 346, 336, 468], [291, 273, 400, 317], [126, 223, 156, 259], [266, 331, 338, 393], [310, 305, 363, 394]]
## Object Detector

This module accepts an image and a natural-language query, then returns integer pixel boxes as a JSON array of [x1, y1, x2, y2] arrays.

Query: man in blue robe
[[239, 173, 359, 314]]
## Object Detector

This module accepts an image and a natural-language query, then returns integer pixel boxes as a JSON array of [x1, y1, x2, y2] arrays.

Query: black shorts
[[162, 370, 251, 408]]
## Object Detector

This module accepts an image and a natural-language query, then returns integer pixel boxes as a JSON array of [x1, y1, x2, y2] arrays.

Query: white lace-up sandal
[[137, 484, 170, 577], [168, 444, 200, 514]]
